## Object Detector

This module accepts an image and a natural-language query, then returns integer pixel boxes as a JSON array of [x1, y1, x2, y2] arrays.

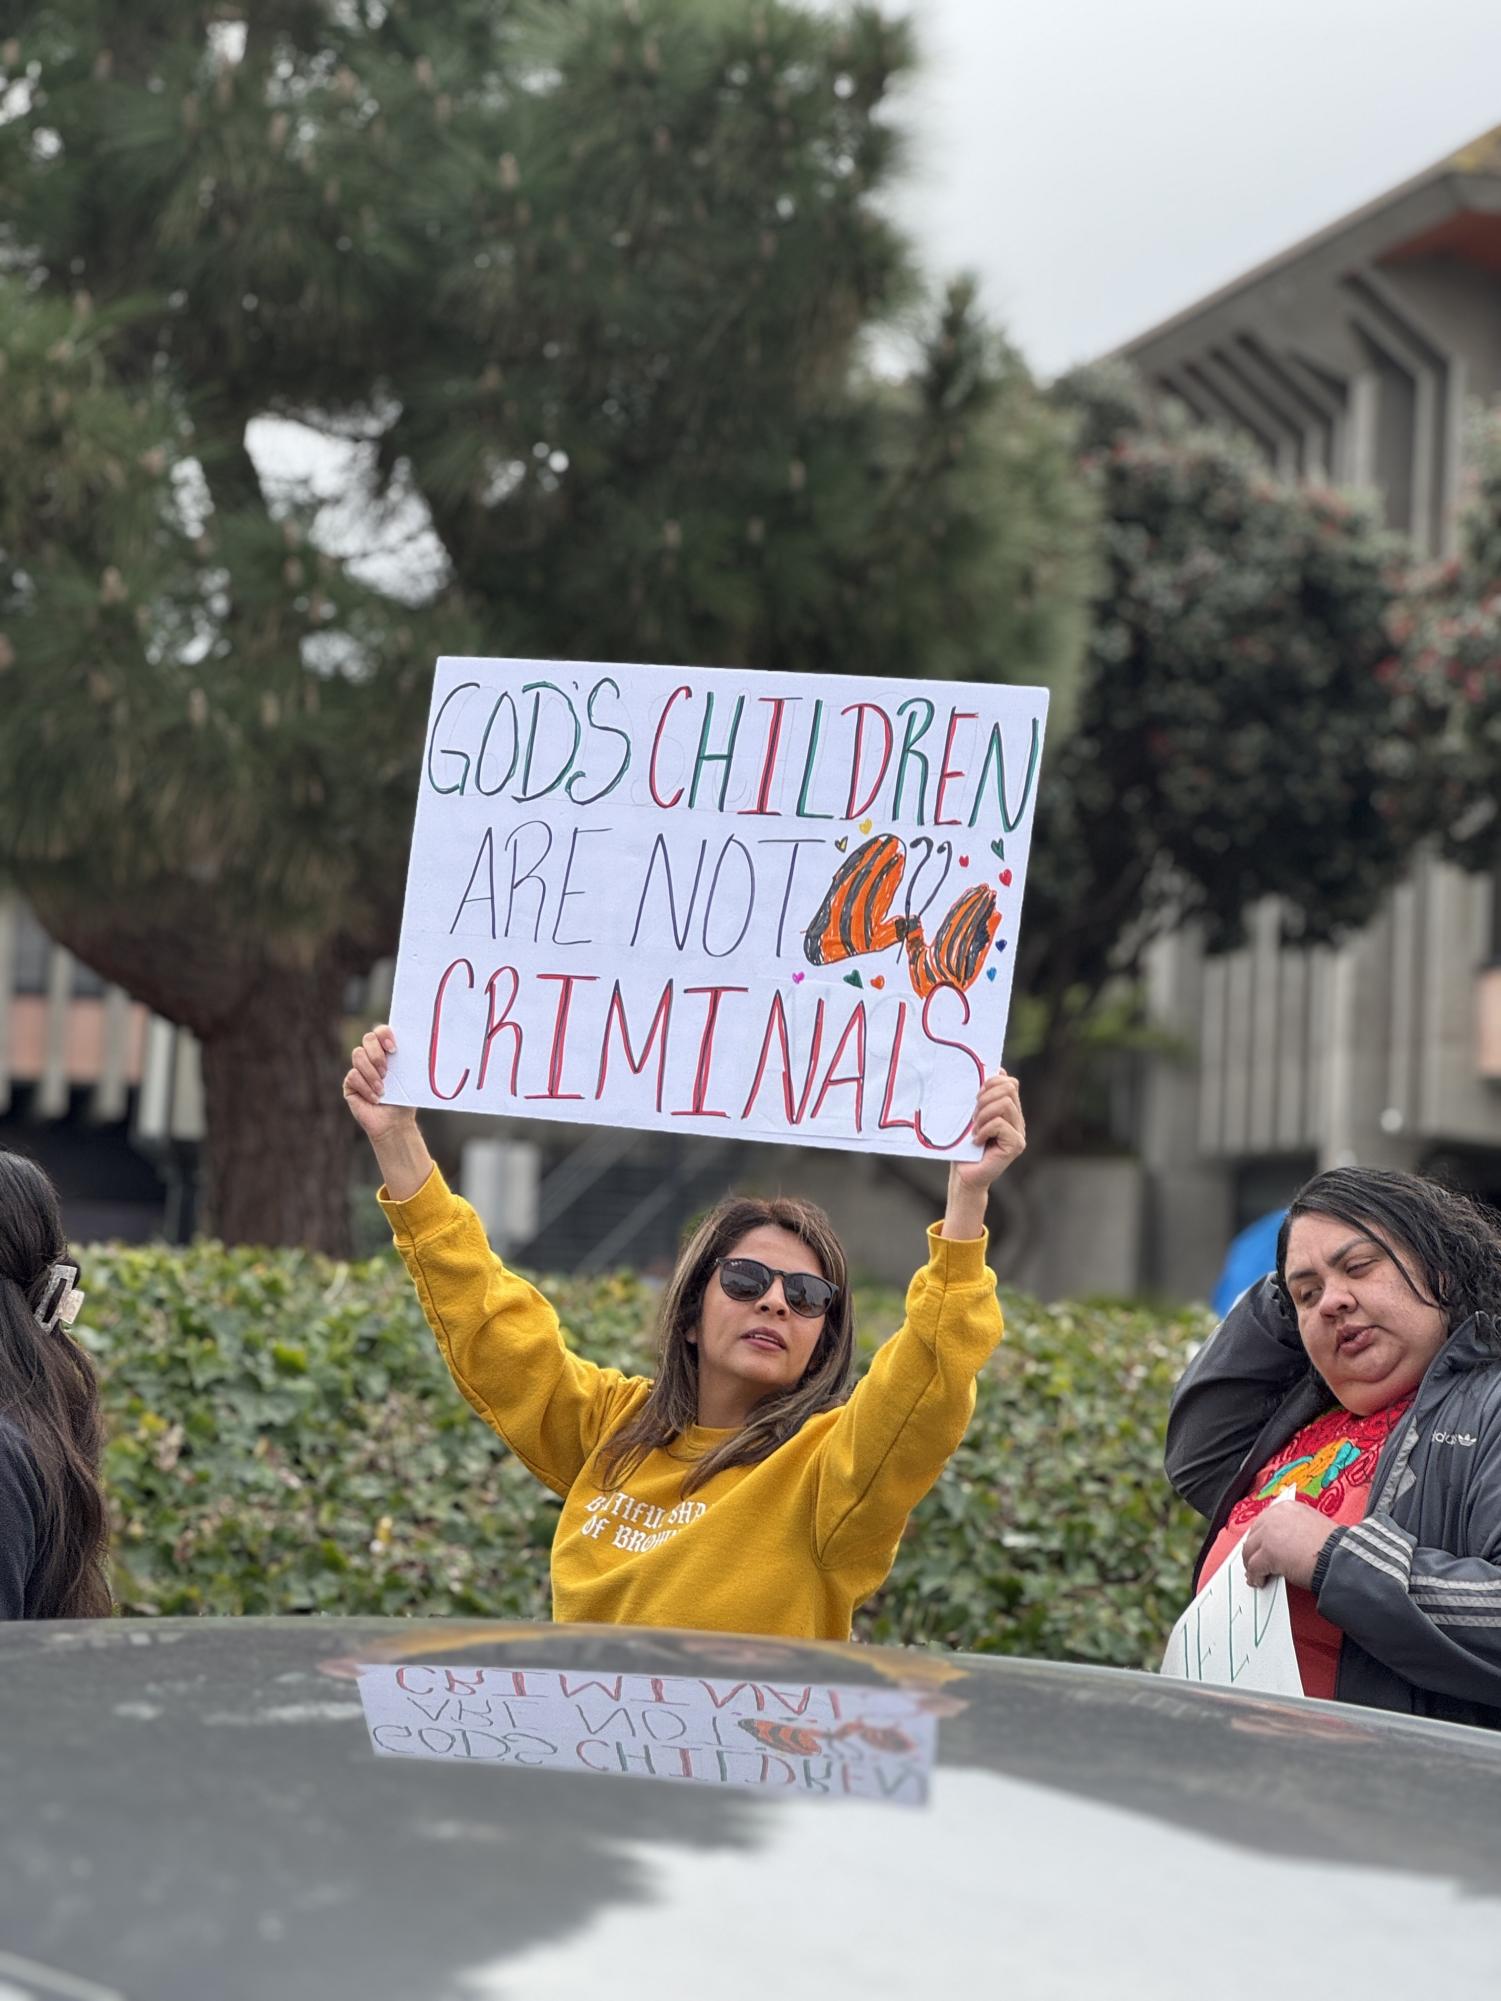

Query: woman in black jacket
[[1167, 1165, 1501, 1728], [0, 1152, 111, 1619]]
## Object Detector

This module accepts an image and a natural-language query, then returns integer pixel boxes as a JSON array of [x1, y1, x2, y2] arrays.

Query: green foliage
[[81, 1235, 1204, 1667], [863, 1292, 1206, 1666]]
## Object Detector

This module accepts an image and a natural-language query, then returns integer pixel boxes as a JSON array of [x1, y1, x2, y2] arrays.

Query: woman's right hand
[[342, 1025, 418, 1143]]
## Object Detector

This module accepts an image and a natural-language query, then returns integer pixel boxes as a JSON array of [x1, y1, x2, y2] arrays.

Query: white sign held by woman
[[1160, 1532, 1305, 1698], [384, 656, 1048, 1158]]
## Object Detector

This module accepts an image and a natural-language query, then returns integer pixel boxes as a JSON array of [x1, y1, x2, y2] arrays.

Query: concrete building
[[1120, 124, 1501, 1299]]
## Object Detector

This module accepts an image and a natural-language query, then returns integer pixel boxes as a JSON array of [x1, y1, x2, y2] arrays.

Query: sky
[[886, 0, 1501, 378]]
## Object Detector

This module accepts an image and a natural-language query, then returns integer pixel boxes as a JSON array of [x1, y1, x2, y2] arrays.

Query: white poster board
[[356, 1663, 938, 1805], [1160, 1536, 1305, 1699], [385, 657, 1048, 1157]]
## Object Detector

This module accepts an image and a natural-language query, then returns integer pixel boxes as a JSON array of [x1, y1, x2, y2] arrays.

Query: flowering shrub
[[1387, 408, 1501, 870]]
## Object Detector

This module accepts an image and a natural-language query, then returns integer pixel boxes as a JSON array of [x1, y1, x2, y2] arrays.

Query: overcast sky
[[887, 0, 1501, 377]]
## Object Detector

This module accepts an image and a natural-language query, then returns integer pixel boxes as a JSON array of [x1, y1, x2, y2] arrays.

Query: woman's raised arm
[[342, 1025, 642, 1496]]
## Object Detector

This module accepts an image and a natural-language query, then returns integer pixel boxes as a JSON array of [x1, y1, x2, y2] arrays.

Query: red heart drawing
[[871, 975, 885, 990], [958, 854, 969, 868], [998, 868, 1013, 887]]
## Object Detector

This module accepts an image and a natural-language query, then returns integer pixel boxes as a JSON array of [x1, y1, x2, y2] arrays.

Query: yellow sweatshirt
[[380, 1168, 1003, 1641]]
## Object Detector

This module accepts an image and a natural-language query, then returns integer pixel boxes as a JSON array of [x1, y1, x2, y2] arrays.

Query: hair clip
[[35, 1261, 85, 1335]]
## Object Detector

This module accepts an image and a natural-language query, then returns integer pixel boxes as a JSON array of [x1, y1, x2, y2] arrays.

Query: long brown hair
[[0, 1152, 111, 1617], [596, 1194, 854, 1497]]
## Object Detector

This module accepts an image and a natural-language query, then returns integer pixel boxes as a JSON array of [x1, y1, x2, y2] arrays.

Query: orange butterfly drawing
[[737, 1716, 918, 1758], [802, 835, 998, 1000]]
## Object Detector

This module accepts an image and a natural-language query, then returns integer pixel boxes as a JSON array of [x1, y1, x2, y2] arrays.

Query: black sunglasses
[[714, 1256, 838, 1319]]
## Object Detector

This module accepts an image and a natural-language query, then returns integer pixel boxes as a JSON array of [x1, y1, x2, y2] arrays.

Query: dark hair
[[596, 1194, 854, 1497], [0, 1153, 111, 1617], [1276, 1165, 1501, 1343]]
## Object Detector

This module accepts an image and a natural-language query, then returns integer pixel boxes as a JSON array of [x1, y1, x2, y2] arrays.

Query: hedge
[[78, 1238, 1209, 1669]]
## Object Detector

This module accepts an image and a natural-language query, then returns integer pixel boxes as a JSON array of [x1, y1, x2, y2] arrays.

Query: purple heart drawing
[[792, 971, 805, 982]]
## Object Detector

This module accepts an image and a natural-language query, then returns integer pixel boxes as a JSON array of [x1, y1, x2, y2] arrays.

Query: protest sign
[[1160, 1535, 1305, 1699], [385, 657, 1048, 1156], [356, 1664, 938, 1804]]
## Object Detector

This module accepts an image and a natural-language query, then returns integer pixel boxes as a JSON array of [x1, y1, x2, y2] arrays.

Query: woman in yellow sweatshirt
[[343, 1025, 1024, 1641]]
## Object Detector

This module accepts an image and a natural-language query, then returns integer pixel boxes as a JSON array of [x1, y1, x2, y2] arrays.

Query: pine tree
[[0, 3, 1090, 1249]]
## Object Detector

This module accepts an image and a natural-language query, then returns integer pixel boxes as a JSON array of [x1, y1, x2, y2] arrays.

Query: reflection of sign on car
[[356, 1664, 939, 1805]]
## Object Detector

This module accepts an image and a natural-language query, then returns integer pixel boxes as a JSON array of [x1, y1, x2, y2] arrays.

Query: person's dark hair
[[1276, 1165, 1501, 1346], [0, 1153, 111, 1617], [596, 1194, 854, 1497]]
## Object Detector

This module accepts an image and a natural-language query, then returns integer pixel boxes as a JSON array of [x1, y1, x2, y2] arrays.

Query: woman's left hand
[[951, 1068, 1026, 1192], [940, 1069, 1025, 1239], [1241, 1498, 1336, 1591]]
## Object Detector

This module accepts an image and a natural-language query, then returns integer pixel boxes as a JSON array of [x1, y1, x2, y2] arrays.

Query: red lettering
[[479, 965, 522, 1095], [741, 992, 824, 1124], [738, 695, 789, 816], [395, 1667, 437, 1694], [648, 685, 692, 808], [674, 985, 746, 1119], [933, 709, 977, 826], [596, 979, 674, 1110], [843, 702, 894, 820], [558, 1675, 626, 1700], [525, 972, 598, 1101], [700, 1680, 760, 1710], [877, 1001, 917, 1135], [765, 1685, 815, 1715], [915, 987, 986, 1150], [809, 1002, 868, 1129], [428, 958, 475, 1100]]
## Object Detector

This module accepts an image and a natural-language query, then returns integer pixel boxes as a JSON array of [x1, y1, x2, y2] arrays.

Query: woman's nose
[[1319, 1276, 1354, 1316], [759, 1280, 790, 1314]]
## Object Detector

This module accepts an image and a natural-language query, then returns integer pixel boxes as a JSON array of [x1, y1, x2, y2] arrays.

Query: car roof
[[3, 1616, 1499, 2000]]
